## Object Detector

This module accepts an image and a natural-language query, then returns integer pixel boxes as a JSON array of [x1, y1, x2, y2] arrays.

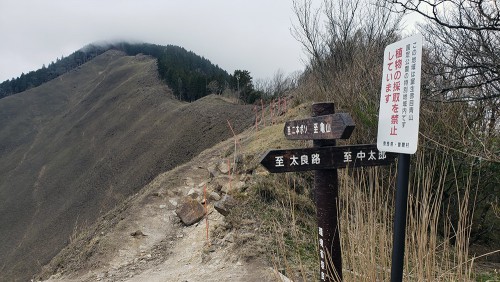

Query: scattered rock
[[175, 197, 206, 226], [203, 243, 216, 253], [187, 188, 200, 199], [130, 230, 147, 238], [214, 175, 231, 187], [239, 174, 250, 182], [150, 192, 163, 197], [159, 204, 167, 209], [218, 161, 230, 174], [208, 191, 221, 202], [201, 252, 212, 264], [214, 194, 237, 216], [221, 180, 247, 194], [169, 199, 178, 207], [235, 181, 247, 192], [184, 177, 195, 187], [223, 232, 235, 243], [208, 182, 222, 193], [207, 164, 218, 178], [221, 182, 232, 194]]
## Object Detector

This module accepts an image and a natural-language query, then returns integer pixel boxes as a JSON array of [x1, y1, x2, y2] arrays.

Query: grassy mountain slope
[[0, 50, 254, 281], [0, 42, 231, 102]]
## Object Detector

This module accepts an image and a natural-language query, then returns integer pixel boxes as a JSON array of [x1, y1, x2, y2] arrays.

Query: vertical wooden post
[[312, 102, 342, 281]]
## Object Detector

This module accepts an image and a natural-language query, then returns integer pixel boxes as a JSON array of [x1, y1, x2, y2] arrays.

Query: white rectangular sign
[[377, 34, 423, 154]]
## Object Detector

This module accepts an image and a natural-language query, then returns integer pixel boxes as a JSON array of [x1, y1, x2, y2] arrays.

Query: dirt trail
[[41, 131, 284, 282], [0, 50, 256, 281]]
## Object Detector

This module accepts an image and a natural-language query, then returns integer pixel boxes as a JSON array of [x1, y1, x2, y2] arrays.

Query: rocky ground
[[0, 50, 257, 281], [38, 125, 291, 282]]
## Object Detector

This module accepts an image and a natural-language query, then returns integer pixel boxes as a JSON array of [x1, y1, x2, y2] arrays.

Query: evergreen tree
[[0, 42, 237, 103]]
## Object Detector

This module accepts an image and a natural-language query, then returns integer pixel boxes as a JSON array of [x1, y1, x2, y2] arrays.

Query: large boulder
[[214, 194, 238, 216], [175, 197, 206, 226]]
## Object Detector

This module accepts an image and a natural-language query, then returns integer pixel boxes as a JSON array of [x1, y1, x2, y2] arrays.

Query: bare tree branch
[[387, 0, 500, 31]]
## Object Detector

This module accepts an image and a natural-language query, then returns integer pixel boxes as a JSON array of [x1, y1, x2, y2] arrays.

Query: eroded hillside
[[0, 50, 254, 281]]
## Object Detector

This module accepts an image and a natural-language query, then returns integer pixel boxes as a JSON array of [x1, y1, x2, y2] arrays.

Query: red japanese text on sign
[[377, 34, 423, 154]]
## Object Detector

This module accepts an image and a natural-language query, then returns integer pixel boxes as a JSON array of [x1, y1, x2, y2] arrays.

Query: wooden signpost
[[260, 103, 396, 281]]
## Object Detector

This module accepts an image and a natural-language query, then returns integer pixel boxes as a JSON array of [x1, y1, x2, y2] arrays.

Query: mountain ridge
[[0, 42, 231, 102], [0, 49, 254, 281]]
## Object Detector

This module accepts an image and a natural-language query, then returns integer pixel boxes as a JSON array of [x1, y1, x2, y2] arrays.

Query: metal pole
[[312, 102, 342, 281], [390, 153, 410, 282]]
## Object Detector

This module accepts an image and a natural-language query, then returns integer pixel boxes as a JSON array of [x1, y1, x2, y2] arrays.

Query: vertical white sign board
[[377, 34, 423, 154]]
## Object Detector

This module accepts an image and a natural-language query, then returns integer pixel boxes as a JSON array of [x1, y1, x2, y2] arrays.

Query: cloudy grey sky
[[0, 0, 306, 82]]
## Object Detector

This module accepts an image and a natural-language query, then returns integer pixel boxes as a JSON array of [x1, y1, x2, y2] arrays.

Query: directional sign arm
[[260, 144, 397, 173], [283, 113, 355, 140], [260, 147, 327, 173], [338, 113, 356, 139]]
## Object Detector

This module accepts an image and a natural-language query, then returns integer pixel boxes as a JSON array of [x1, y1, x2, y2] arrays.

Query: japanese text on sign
[[343, 149, 386, 163], [260, 144, 397, 173], [377, 34, 423, 154], [275, 153, 321, 167], [319, 227, 326, 280], [273, 148, 387, 167], [286, 122, 332, 136]]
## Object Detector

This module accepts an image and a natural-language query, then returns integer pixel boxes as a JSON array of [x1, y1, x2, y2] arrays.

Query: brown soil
[[37, 129, 283, 282], [0, 50, 255, 281]]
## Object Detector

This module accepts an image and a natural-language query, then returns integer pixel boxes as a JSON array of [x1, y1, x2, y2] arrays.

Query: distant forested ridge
[[0, 42, 231, 101]]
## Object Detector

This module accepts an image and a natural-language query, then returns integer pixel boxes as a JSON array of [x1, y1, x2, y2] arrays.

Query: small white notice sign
[[377, 34, 423, 154]]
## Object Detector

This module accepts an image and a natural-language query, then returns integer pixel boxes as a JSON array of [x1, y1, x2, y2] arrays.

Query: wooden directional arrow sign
[[284, 113, 355, 140], [260, 144, 397, 173]]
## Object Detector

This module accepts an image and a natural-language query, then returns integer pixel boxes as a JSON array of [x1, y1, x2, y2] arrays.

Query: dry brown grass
[[258, 148, 485, 281], [338, 148, 479, 281], [216, 84, 498, 281], [233, 99, 497, 280]]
